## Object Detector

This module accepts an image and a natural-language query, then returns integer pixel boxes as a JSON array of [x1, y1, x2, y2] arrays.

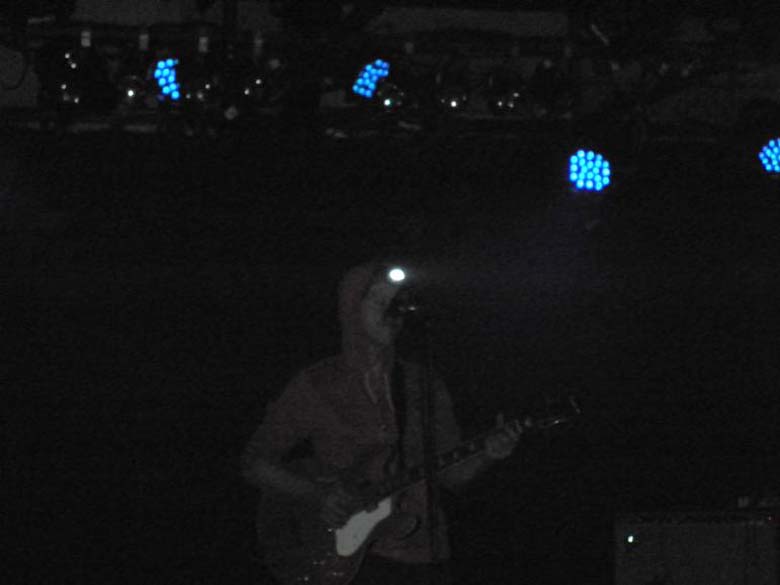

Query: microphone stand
[[390, 293, 440, 584], [419, 315, 440, 585]]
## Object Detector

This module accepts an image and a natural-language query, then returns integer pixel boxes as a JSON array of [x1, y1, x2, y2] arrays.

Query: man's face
[[360, 281, 403, 347]]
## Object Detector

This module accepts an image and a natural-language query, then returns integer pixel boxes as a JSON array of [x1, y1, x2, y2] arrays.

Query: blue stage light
[[568, 149, 612, 192], [758, 139, 780, 174], [352, 59, 390, 99], [155, 58, 181, 102]]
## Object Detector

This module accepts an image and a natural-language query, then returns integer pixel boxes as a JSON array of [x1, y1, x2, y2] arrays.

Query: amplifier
[[615, 510, 780, 585]]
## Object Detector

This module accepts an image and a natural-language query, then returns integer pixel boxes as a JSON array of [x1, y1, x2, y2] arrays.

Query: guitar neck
[[367, 408, 576, 503], [371, 422, 519, 502]]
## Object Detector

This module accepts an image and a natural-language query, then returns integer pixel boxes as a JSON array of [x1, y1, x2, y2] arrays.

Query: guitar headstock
[[505, 395, 582, 434]]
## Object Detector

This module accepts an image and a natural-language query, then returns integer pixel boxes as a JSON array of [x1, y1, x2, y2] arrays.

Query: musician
[[241, 261, 520, 584]]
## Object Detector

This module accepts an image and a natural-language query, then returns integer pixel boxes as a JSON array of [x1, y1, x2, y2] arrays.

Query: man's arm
[[241, 456, 319, 502], [438, 451, 497, 491], [438, 413, 520, 492], [240, 373, 319, 500], [239, 372, 362, 527], [241, 454, 363, 528]]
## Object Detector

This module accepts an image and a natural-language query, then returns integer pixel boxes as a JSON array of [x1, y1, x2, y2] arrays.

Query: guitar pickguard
[[335, 497, 393, 556]]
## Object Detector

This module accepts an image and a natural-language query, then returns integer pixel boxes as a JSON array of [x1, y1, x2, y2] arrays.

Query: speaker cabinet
[[615, 510, 779, 585]]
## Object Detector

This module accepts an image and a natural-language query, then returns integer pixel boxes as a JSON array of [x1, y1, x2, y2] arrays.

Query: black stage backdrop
[[4, 124, 779, 585]]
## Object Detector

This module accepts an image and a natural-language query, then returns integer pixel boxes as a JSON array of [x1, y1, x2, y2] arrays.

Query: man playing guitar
[[241, 261, 520, 584]]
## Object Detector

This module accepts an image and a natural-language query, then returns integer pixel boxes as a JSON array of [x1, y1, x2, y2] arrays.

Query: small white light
[[627, 535, 635, 544], [127, 89, 135, 97], [388, 268, 406, 283]]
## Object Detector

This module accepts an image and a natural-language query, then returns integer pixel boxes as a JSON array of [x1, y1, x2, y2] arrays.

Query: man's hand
[[485, 413, 521, 461], [314, 478, 362, 529]]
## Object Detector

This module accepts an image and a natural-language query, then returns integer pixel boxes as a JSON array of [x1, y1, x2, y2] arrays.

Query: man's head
[[338, 262, 407, 367], [360, 279, 404, 347]]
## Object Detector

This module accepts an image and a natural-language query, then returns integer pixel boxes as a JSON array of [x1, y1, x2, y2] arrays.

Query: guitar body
[[258, 492, 418, 585]]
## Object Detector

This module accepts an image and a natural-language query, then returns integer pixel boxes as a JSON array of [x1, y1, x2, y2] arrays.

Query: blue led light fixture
[[352, 59, 390, 99], [758, 139, 780, 174], [569, 149, 612, 192], [154, 58, 181, 101]]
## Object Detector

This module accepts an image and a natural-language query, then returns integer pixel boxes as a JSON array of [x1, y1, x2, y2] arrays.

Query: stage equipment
[[154, 58, 182, 102], [174, 29, 224, 136], [436, 87, 468, 111], [1, 1, 75, 35], [374, 81, 407, 113], [114, 29, 154, 110], [486, 67, 530, 117], [241, 73, 265, 102], [528, 57, 571, 118], [218, 31, 268, 122], [181, 29, 221, 108], [260, 54, 290, 107], [352, 59, 390, 99], [117, 75, 148, 109], [36, 28, 114, 113], [488, 89, 530, 117], [432, 47, 470, 114], [238, 32, 268, 106], [569, 150, 612, 192], [615, 510, 779, 585], [758, 138, 780, 174]]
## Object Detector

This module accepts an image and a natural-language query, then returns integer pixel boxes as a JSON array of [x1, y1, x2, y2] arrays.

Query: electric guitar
[[256, 401, 580, 585]]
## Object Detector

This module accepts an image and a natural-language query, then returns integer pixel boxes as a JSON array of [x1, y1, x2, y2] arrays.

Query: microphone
[[385, 289, 424, 318]]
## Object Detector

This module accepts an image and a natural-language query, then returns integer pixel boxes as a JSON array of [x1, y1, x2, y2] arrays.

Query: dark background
[[4, 115, 779, 585]]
